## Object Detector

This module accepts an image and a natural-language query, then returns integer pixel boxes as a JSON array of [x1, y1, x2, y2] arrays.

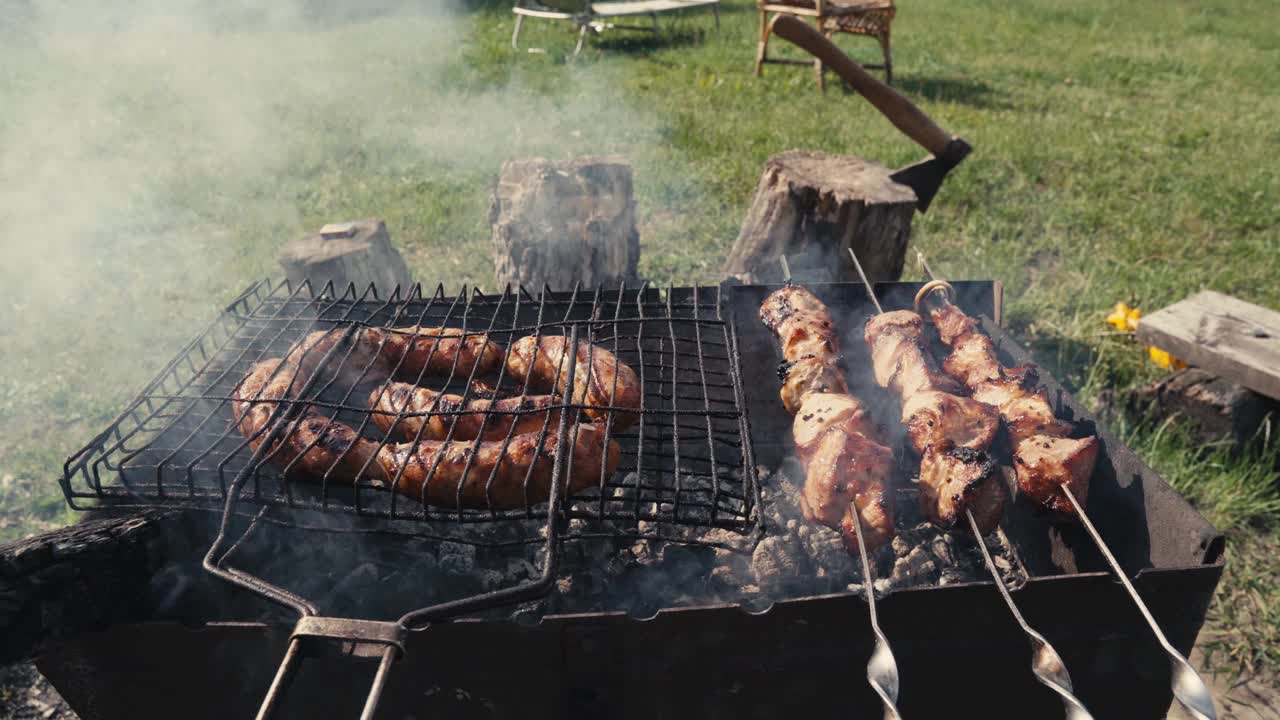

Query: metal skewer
[[779, 255, 902, 720], [851, 248, 1093, 720], [915, 250, 1217, 720]]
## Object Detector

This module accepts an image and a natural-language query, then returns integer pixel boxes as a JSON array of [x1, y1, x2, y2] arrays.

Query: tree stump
[[722, 151, 917, 284], [278, 218, 413, 294], [490, 156, 640, 291]]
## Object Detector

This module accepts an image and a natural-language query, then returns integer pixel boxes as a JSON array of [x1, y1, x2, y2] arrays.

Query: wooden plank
[[1136, 290, 1280, 401]]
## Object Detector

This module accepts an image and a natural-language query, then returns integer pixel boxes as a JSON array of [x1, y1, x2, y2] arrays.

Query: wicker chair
[[755, 0, 894, 90]]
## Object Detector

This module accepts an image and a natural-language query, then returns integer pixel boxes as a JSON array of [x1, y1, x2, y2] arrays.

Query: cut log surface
[[490, 156, 640, 291], [278, 218, 413, 294], [1136, 291, 1280, 401], [0, 511, 187, 664], [722, 150, 917, 284]]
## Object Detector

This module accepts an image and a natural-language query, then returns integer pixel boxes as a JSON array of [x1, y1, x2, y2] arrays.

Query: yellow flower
[[1107, 302, 1141, 332], [1147, 346, 1187, 370]]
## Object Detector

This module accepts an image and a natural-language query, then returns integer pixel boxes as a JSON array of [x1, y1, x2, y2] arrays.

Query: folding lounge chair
[[512, 0, 721, 56]]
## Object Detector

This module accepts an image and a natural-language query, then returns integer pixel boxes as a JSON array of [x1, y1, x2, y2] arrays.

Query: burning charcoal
[[708, 563, 749, 594], [751, 535, 813, 592], [938, 568, 970, 586], [474, 569, 506, 592], [873, 578, 891, 594], [438, 542, 478, 576], [930, 535, 955, 568], [890, 534, 912, 559], [889, 547, 938, 589], [325, 562, 381, 614], [803, 526, 859, 580], [506, 558, 539, 582]]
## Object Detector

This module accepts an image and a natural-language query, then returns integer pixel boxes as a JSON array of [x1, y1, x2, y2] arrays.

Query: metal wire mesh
[[62, 279, 760, 545]]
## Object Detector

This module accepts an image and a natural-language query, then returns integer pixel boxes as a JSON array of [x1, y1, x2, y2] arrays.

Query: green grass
[[1, 0, 1278, 677]]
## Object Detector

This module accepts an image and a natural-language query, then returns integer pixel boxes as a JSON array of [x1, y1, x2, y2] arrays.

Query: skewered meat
[[286, 325, 505, 385], [505, 336, 641, 429], [762, 286, 896, 554], [923, 301, 1099, 516], [369, 381, 561, 442], [232, 358, 618, 510], [761, 286, 848, 413], [862, 310, 1005, 534]]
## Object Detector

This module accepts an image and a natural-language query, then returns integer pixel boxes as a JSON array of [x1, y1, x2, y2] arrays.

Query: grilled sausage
[[232, 358, 388, 481], [505, 336, 641, 429], [286, 325, 505, 385], [233, 359, 619, 510], [369, 381, 562, 442], [378, 423, 620, 509]]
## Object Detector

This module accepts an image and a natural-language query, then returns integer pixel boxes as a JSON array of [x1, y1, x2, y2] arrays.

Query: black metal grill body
[[40, 281, 1223, 720]]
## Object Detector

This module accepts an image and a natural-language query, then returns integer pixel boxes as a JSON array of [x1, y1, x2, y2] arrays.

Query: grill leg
[[574, 21, 589, 56]]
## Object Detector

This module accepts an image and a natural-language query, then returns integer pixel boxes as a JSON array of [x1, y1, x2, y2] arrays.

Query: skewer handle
[[1060, 487, 1217, 720], [850, 510, 903, 720], [965, 510, 1094, 720]]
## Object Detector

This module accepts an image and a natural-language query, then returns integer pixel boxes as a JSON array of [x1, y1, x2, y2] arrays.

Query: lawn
[[1, 0, 1278, 680]]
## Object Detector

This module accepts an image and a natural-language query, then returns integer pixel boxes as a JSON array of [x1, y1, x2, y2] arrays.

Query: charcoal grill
[[42, 279, 1224, 719]]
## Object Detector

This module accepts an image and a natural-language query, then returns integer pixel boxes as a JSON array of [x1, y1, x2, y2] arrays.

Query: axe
[[771, 15, 971, 212]]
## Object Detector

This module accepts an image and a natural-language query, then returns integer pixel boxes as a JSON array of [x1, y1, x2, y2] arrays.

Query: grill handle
[[256, 618, 408, 720]]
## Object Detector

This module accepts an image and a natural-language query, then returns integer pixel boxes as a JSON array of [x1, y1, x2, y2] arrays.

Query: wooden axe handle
[[771, 15, 952, 156]]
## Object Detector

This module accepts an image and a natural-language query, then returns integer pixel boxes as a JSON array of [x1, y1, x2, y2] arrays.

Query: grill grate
[[62, 279, 760, 546]]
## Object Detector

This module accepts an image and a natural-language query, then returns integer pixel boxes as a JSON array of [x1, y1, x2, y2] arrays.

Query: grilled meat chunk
[[761, 287, 848, 412], [917, 447, 1005, 534], [865, 311, 965, 398], [900, 390, 1001, 453], [505, 337, 641, 429], [793, 393, 881, 452], [800, 426, 896, 554], [1012, 435, 1099, 516], [779, 356, 851, 414]]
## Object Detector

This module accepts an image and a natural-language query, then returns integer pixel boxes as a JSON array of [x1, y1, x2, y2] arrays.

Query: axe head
[[890, 138, 973, 213]]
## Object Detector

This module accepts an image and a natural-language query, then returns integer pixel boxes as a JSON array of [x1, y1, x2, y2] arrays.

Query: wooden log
[[722, 150, 917, 284], [1137, 291, 1280, 401], [1128, 368, 1277, 447], [490, 156, 640, 291], [278, 218, 413, 294], [0, 510, 190, 664]]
